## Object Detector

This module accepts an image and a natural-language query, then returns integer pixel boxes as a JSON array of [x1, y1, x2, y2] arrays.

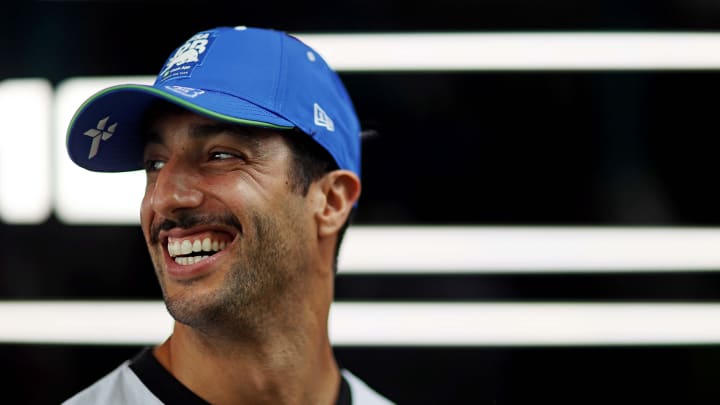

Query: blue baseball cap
[[66, 26, 361, 176]]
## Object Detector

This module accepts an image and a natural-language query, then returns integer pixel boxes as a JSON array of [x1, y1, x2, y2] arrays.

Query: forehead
[[141, 103, 282, 147]]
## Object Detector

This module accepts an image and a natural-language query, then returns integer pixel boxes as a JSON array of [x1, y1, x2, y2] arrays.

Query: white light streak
[[339, 226, 720, 273], [2, 301, 720, 346], [54, 77, 151, 224], [0, 301, 172, 345], [43, 33, 720, 74], [330, 302, 720, 346], [296, 32, 720, 71], [0, 79, 52, 224]]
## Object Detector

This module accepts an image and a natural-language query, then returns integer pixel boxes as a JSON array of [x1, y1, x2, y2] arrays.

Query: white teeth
[[171, 241, 181, 256], [174, 255, 210, 266], [181, 240, 192, 255], [168, 238, 229, 257]]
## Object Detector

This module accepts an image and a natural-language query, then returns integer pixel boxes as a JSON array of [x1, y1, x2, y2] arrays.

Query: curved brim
[[66, 84, 295, 172]]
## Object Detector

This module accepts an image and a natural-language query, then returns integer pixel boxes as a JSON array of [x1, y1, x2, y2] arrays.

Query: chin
[[163, 284, 263, 334]]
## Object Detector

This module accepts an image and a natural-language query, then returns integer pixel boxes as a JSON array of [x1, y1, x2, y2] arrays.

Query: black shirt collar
[[129, 347, 352, 404]]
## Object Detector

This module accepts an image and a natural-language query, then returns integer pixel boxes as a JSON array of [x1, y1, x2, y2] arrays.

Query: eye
[[144, 159, 166, 172], [209, 151, 242, 161]]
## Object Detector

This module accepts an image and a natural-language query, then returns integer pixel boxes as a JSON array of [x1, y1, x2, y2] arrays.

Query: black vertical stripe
[[129, 347, 210, 404]]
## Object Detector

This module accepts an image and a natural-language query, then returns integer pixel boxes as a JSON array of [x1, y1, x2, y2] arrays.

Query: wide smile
[[168, 235, 230, 266], [159, 228, 237, 280]]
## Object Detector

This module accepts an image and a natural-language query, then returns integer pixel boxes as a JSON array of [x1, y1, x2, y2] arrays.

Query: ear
[[313, 170, 361, 238]]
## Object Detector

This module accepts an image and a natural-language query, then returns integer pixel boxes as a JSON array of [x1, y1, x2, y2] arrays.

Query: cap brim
[[66, 84, 295, 172]]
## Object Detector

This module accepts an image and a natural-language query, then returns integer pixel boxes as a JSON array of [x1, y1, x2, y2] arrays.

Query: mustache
[[149, 212, 242, 244]]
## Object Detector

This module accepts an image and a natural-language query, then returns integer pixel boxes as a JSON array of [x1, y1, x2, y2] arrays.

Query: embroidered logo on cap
[[165, 85, 206, 98], [84, 116, 117, 159], [314, 103, 334, 132], [159, 32, 215, 83]]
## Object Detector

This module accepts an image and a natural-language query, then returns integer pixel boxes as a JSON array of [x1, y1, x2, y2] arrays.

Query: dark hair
[[282, 128, 336, 194], [282, 128, 354, 274]]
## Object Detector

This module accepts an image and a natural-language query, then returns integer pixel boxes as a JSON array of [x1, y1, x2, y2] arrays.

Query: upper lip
[[157, 225, 239, 246]]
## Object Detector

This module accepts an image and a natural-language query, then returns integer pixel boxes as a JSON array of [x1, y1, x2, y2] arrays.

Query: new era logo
[[313, 103, 334, 132]]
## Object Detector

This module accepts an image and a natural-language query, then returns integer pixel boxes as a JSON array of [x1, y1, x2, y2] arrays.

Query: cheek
[[206, 176, 252, 209], [139, 192, 154, 238]]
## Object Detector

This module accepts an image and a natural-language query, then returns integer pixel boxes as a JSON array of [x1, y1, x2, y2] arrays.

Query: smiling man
[[63, 26, 392, 405]]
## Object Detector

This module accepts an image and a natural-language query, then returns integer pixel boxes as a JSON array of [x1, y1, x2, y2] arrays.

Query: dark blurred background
[[4, 0, 720, 404]]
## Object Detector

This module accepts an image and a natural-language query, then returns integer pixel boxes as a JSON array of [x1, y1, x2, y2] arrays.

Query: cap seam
[[273, 32, 287, 117]]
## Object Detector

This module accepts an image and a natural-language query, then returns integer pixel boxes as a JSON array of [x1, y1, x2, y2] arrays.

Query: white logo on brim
[[84, 116, 117, 159], [165, 85, 205, 98], [314, 103, 334, 132]]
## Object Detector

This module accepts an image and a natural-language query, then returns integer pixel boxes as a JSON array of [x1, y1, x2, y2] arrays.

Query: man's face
[[140, 110, 314, 333]]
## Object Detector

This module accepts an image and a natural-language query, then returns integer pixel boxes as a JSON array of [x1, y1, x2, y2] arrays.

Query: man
[[63, 26, 393, 404]]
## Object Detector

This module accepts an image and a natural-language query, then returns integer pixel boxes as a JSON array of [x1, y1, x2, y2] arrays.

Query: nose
[[145, 161, 204, 217]]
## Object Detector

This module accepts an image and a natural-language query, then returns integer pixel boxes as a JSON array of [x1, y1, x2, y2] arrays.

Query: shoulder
[[341, 369, 395, 405], [62, 361, 163, 405]]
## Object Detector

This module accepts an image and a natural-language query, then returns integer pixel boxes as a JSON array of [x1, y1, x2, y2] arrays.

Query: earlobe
[[316, 170, 361, 237]]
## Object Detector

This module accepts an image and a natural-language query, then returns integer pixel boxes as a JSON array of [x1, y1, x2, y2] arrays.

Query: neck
[[153, 300, 340, 405]]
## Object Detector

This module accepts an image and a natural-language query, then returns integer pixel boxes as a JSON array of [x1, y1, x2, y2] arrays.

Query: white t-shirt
[[63, 348, 394, 405]]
